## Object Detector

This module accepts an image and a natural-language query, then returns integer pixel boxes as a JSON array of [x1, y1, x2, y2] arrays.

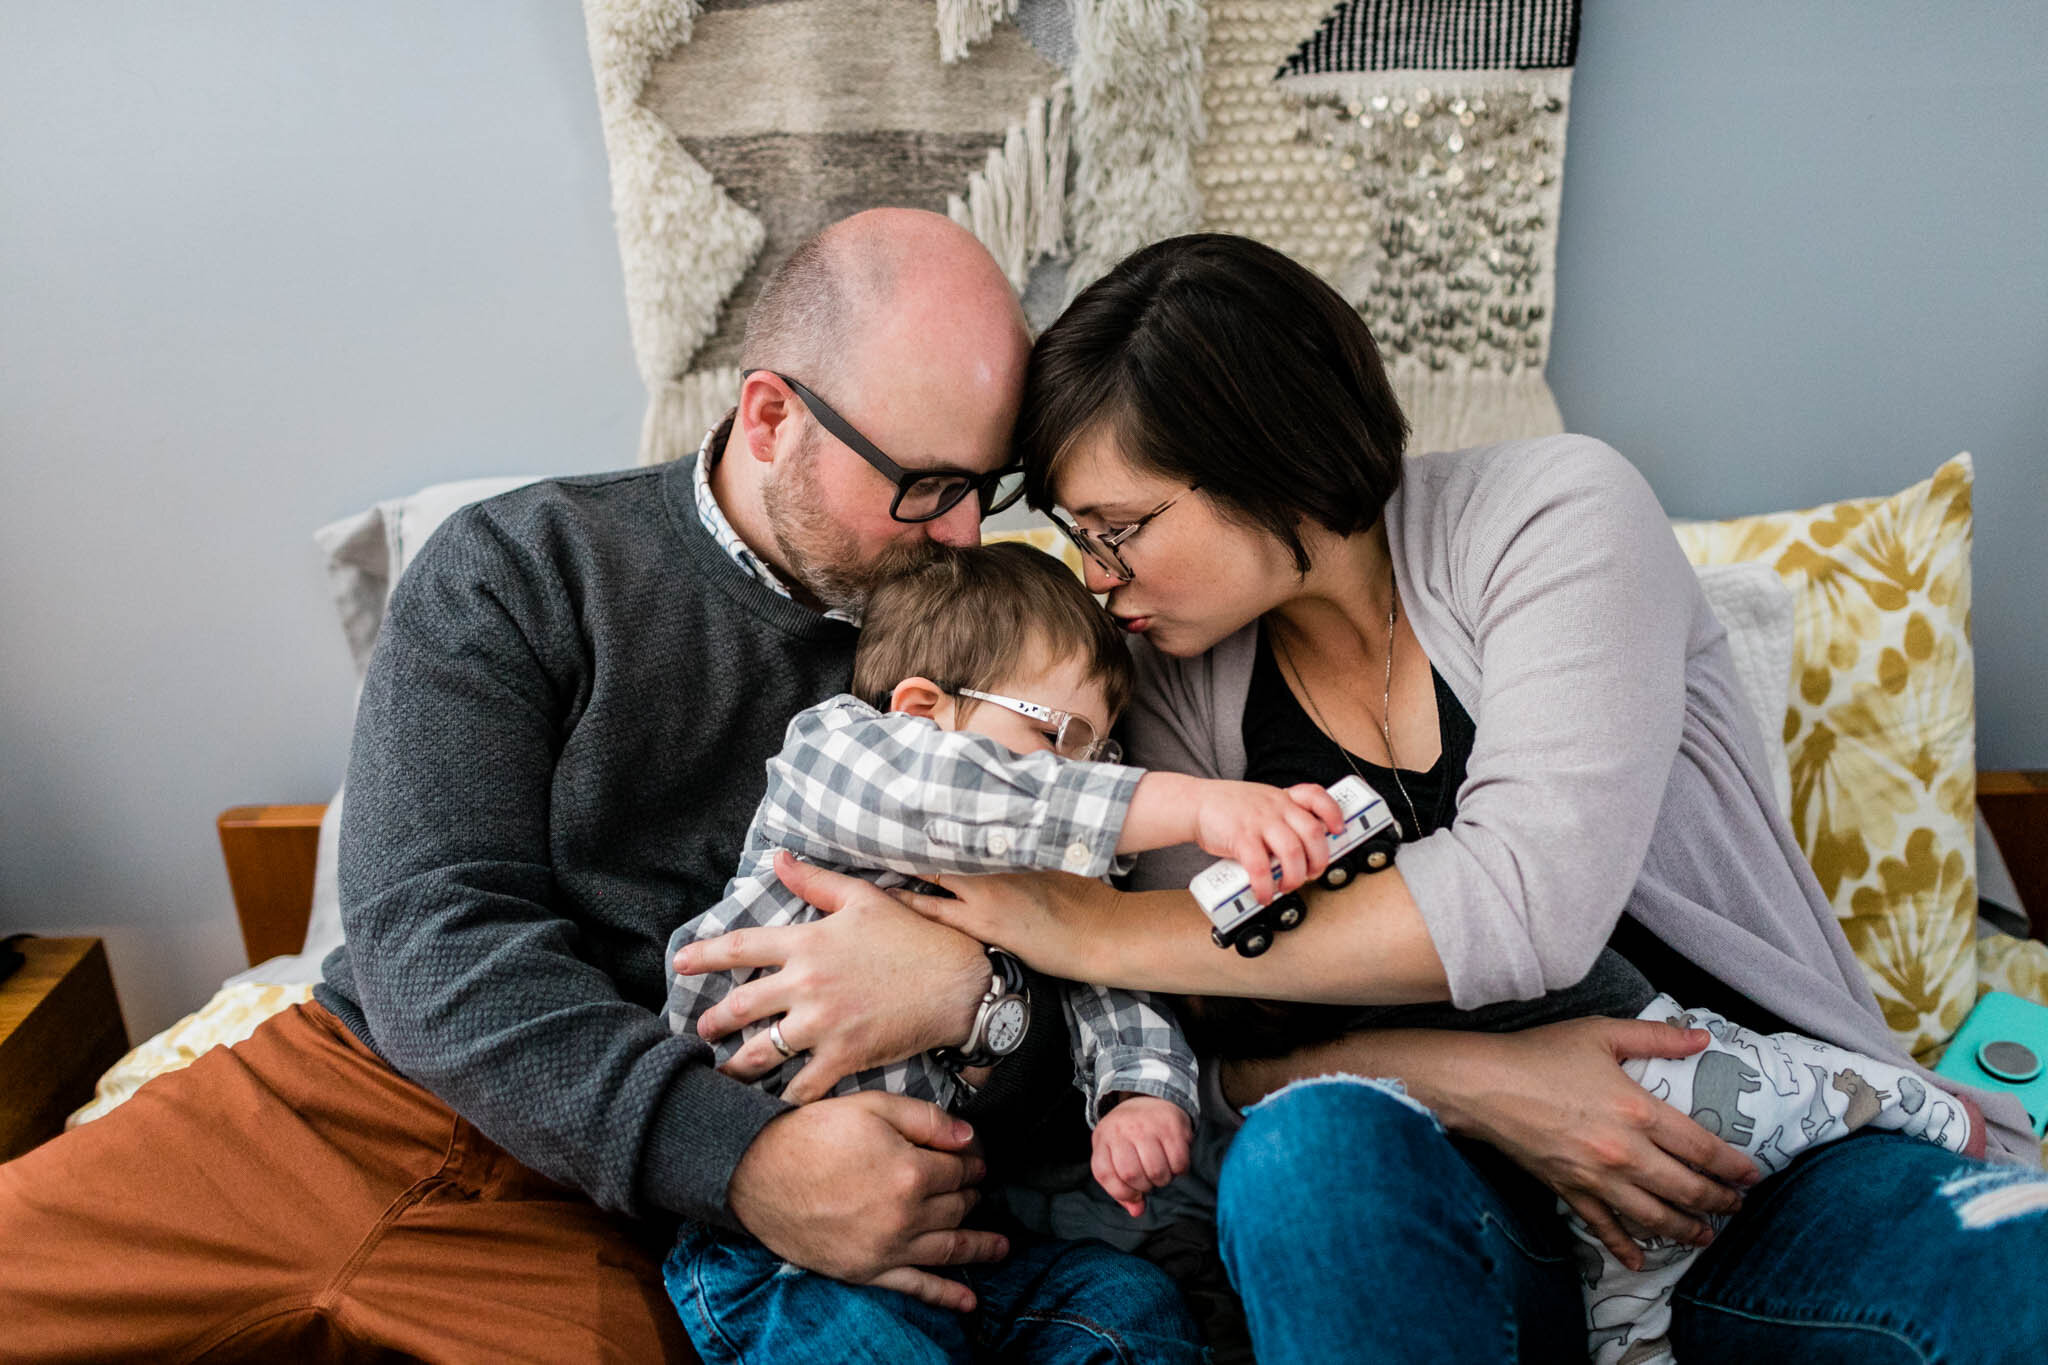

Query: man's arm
[[337, 508, 784, 1224]]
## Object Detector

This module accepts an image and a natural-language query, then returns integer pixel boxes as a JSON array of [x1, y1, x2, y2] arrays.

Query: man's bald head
[[718, 209, 1032, 615], [740, 208, 1026, 399]]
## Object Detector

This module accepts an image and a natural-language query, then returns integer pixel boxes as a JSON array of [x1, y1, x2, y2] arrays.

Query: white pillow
[[1691, 561, 1797, 819]]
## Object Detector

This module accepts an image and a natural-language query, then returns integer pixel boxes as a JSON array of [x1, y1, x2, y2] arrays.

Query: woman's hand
[[674, 852, 992, 1103], [1444, 1018, 1764, 1268], [1221, 1017, 1763, 1271], [891, 867, 1111, 983]]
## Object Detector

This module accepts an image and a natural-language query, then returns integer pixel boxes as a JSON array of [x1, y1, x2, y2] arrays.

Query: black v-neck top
[[1186, 625, 1656, 1061], [1206, 624, 1791, 1058], [1241, 621, 1476, 842]]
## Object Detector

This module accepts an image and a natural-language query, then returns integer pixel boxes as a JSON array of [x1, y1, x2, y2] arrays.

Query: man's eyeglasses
[[745, 370, 1026, 524], [956, 688, 1122, 764], [1044, 486, 1199, 582]]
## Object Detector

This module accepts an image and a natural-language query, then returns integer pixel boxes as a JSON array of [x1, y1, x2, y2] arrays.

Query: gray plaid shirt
[[664, 696, 1201, 1125]]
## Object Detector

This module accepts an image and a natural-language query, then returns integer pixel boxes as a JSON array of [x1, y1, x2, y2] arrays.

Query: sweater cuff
[[635, 1060, 792, 1230]]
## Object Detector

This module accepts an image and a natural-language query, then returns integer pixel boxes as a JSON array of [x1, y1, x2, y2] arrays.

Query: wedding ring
[[768, 1018, 796, 1060]]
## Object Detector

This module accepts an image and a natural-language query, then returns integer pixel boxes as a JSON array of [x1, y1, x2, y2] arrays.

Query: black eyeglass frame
[[742, 369, 1026, 524], [1044, 485, 1200, 582]]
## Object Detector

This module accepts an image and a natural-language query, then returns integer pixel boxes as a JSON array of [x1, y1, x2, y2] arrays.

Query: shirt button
[[988, 831, 1011, 856], [1064, 841, 1092, 872]]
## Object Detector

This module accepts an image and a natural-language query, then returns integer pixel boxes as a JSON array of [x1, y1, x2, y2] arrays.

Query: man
[[0, 209, 1054, 1360]]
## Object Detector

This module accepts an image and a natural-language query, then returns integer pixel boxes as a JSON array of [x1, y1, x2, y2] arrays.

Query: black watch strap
[[985, 946, 1027, 997], [936, 947, 1031, 1070]]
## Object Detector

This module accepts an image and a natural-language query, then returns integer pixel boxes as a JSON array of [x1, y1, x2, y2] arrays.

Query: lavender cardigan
[[1122, 435, 2036, 1167]]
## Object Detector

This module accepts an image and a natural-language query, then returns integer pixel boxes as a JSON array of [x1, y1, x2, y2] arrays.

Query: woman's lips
[[1113, 613, 1152, 634]]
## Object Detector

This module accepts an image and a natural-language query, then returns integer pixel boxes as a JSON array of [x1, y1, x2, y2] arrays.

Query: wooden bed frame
[[220, 776, 2048, 965]]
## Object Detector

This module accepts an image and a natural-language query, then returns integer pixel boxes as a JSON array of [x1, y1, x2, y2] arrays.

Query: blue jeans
[[1216, 1076, 2048, 1363], [664, 1222, 1209, 1364]]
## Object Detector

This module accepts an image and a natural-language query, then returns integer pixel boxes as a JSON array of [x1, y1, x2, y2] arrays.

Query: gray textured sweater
[[1122, 436, 2036, 1167], [319, 457, 860, 1223]]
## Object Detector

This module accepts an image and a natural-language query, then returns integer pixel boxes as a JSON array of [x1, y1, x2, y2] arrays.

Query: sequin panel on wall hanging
[[1262, 0, 1582, 455]]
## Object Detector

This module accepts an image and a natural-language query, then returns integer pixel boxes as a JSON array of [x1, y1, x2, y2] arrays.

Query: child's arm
[[1064, 983, 1201, 1217], [1119, 772, 1346, 904], [1061, 983, 1200, 1128], [757, 698, 1143, 878]]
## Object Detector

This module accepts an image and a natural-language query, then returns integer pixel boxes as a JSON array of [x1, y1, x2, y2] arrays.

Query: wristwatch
[[938, 947, 1032, 1069]]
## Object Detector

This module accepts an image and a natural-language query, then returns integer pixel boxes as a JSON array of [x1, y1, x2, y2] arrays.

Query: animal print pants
[[1570, 993, 1973, 1365]]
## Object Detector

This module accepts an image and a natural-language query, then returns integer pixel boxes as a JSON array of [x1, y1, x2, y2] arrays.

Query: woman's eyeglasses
[[744, 370, 1026, 524], [1044, 486, 1198, 582], [956, 688, 1122, 764]]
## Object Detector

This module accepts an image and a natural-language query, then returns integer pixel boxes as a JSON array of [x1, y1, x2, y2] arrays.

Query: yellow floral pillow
[[1673, 455, 1976, 1062]]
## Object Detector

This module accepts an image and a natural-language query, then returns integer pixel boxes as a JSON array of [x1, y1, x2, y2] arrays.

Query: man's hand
[[675, 852, 989, 1103], [1091, 1094, 1194, 1218], [728, 1091, 1007, 1311]]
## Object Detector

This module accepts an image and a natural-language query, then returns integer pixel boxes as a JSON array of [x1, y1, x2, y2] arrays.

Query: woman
[[889, 234, 2046, 1361]]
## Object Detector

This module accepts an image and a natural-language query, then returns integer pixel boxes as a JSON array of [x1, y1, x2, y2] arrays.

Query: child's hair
[[853, 542, 1135, 724]]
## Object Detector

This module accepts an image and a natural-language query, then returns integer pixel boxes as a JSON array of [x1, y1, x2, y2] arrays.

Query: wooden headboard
[[217, 804, 324, 966], [217, 774, 2048, 967]]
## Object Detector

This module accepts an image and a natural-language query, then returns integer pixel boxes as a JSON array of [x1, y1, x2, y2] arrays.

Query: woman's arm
[[896, 867, 1451, 1005], [1220, 1021, 1764, 1271], [1390, 440, 1699, 1006]]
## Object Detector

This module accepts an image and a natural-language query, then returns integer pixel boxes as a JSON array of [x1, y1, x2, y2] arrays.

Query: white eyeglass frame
[[955, 688, 1122, 764]]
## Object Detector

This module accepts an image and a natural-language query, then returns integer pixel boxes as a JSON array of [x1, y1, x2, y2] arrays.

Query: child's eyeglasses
[[956, 689, 1122, 763]]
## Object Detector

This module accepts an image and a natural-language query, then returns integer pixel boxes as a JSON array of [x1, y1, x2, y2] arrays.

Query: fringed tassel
[[639, 366, 744, 467], [936, 0, 1018, 64], [1064, 0, 1207, 300], [1390, 363, 1565, 458], [947, 84, 1070, 294]]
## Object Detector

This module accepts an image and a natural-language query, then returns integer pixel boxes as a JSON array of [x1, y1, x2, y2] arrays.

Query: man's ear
[[889, 676, 952, 723], [737, 371, 797, 465]]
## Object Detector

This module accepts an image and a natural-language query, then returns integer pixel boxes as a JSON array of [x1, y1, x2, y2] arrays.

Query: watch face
[[985, 998, 1028, 1055]]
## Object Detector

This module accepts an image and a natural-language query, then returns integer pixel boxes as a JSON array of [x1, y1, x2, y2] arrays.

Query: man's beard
[[764, 442, 947, 616]]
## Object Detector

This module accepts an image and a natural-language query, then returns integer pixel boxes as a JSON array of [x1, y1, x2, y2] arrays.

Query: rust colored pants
[[0, 1002, 697, 1363]]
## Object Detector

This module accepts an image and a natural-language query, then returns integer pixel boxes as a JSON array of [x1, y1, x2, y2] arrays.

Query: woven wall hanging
[[585, 0, 1581, 464]]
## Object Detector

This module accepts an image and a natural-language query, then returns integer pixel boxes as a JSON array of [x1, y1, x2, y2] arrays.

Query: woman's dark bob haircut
[[1017, 233, 1409, 574]]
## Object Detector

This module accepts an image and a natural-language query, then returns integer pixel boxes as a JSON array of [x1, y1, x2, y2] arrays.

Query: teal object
[[1935, 991, 2048, 1139]]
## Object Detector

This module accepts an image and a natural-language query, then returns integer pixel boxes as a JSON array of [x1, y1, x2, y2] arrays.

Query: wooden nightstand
[[0, 937, 130, 1161]]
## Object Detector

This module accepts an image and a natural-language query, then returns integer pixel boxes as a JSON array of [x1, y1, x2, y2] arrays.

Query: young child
[[662, 542, 1341, 1365], [1572, 993, 1976, 1365]]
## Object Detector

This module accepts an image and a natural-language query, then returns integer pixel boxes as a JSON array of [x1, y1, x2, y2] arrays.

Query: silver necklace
[[1275, 573, 1421, 840]]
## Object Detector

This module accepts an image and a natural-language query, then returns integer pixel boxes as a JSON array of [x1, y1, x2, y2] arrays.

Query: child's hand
[[1192, 780, 1345, 904], [1092, 1095, 1194, 1218]]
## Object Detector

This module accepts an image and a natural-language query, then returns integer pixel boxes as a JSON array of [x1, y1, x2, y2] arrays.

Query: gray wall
[[3, 2, 2042, 1040], [1552, 0, 2047, 769], [0, 4, 643, 1039]]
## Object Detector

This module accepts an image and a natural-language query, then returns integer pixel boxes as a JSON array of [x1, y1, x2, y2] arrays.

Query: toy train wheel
[[1236, 929, 1274, 957], [1323, 863, 1352, 889], [1276, 900, 1304, 929]]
